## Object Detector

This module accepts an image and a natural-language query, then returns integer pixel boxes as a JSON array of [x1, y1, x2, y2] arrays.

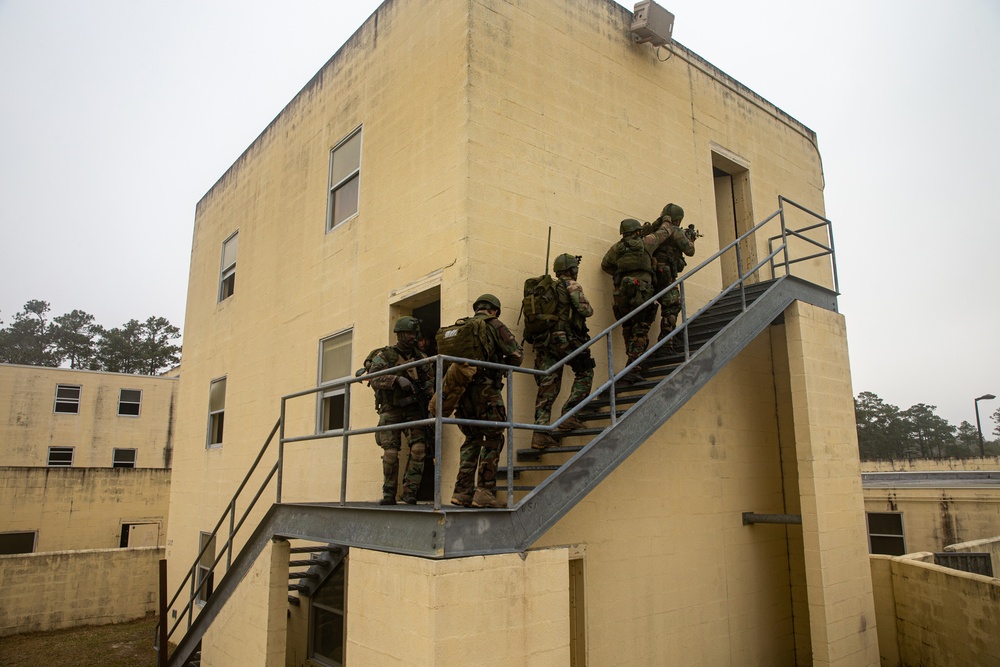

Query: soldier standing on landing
[[367, 316, 433, 505], [530, 254, 596, 450], [450, 294, 523, 509]]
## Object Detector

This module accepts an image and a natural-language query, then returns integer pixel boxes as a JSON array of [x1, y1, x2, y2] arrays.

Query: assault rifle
[[684, 224, 703, 241]]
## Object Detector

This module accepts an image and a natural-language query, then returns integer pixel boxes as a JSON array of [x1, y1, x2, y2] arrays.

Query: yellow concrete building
[[0, 363, 175, 553], [164, 1, 879, 665]]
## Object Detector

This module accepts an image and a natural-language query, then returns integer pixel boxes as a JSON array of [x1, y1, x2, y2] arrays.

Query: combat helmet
[[619, 218, 642, 235], [661, 203, 684, 223], [553, 253, 580, 273], [473, 293, 502, 314], [393, 316, 422, 334]]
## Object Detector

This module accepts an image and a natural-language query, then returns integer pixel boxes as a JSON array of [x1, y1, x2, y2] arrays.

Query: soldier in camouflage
[[367, 316, 434, 505], [645, 203, 697, 347], [531, 253, 596, 450], [601, 216, 691, 384], [451, 294, 523, 509]]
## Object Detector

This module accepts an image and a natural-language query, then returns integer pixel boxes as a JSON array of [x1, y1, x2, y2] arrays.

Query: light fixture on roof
[[630, 1, 674, 48]]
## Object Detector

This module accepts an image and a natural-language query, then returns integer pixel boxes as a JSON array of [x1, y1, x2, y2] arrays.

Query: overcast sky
[[0, 0, 997, 430]]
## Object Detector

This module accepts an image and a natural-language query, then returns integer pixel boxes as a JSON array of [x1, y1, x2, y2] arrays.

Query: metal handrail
[[162, 196, 837, 657]]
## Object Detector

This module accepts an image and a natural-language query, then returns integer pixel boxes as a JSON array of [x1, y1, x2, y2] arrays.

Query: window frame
[[866, 511, 906, 556], [0, 530, 38, 555], [308, 556, 347, 667], [326, 127, 362, 232], [118, 388, 142, 417], [195, 532, 216, 605], [207, 376, 227, 448], [48, 446, 74, 467], [317, 330, 353, 434], [53, 384, 82, 414], [218, 231, 239, 302], [113, 448, 137, 468]]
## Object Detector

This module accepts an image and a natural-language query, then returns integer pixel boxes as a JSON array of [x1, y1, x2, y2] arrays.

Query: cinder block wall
[[0, 467, 170, 552], [201, 539, 289, 667], [0, 546, 162, 637], [870, 553, 1000, 666], [346, 547, 570, 666]]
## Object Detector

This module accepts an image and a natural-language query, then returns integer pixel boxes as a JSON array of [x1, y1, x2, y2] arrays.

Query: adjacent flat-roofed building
[[0, 363, 175, 553], [164, 1, 879, 665]]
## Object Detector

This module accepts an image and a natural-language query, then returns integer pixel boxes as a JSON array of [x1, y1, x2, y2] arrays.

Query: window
[[318, 331, 352, 432], [118, 389, 142, 416], [113, 448, 137, 468], [310, 558, 347, 666], [54, 384, 81, 414], [48, 447, 74, 467], [0, 531, 37, 555], [326, 129, 361, 231], [196, 532, 216, 605], [219, 231, 238, 301], [866, 512, 905, 556], [207, 377, 226, 447]]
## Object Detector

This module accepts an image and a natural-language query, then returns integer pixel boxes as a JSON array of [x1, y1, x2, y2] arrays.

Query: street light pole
[[974, 393, 996, 458]]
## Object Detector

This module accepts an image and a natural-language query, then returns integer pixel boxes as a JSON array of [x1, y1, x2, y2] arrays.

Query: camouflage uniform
[[645, 206, 696, 343], [452, 311, 523, 504], [533, 275, 595, 427], [601, 219, 690, 368], [368, 344, 433, 503]]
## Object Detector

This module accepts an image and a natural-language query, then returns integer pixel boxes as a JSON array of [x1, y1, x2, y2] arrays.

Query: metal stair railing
[[160, 418, 281, 651], [161, 196, 837, 663]]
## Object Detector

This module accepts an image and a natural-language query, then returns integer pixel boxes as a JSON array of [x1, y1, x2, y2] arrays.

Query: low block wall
[[871, 553, 1000, 666], [944, 535, 1000, 577], [0, 546, 163, 637]]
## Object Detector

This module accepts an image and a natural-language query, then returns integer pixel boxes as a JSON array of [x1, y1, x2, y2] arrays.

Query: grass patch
[[0, 615, 162, 667]]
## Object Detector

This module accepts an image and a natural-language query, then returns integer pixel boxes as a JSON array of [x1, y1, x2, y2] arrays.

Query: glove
[[396, 376, 413, 391]]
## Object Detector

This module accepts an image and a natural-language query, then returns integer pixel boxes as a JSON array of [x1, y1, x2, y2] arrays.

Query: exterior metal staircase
[[162, 196, 838, 666], [504, 280, 778, 494]]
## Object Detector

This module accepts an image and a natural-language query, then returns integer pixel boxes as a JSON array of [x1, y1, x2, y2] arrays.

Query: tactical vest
[[613, 237, 653, 278]]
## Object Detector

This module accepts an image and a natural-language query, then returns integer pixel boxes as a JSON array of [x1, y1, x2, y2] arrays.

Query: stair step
[[289, 545, 341, 554], [288, 571, 319, 580], [288, 583, 309, 592], [289, 558, 329, 568], [517, 445, 584, 460], [497, 465, 562, 479], [287, 595, 300, 606]]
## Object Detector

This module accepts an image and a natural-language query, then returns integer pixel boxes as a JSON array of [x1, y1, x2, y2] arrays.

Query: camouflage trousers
[[452, 378, 506, 496], [653, 269, 682, 342], [613, 295, 657, 365], [376, 406, 429, 498], [532, 335, 596, 425]]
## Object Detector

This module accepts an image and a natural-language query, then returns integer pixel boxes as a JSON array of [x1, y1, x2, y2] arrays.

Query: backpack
[[357, 346, 392, 377], [435, 316, 496, 362], [522, 274, 569, 344], [613, 237, 652, 276]]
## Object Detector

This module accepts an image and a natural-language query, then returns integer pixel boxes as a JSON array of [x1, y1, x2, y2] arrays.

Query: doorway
[[712, 151, 757, 287]]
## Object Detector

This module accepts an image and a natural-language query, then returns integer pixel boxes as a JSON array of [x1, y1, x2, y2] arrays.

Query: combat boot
[[378, 495, 396, 506], [620, 370, 644, 384], [471, 488, 505, 508], [450, 492, 473, 507], [557, 415, 586, 431], [401, 491, 417, 505], [531, 431, 559, 450]]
